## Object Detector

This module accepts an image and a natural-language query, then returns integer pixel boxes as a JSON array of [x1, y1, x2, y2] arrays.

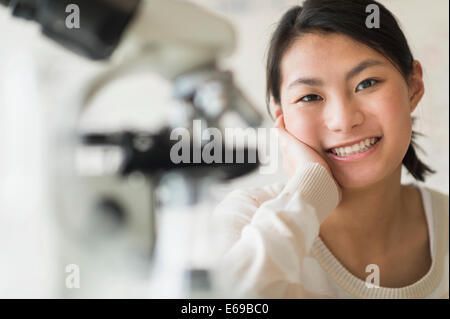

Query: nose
[[324, 97, 364, 133]]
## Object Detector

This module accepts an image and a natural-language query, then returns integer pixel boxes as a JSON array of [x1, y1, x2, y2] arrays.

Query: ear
[[270, 96, 283, 119], [408, 60, 425, 114]]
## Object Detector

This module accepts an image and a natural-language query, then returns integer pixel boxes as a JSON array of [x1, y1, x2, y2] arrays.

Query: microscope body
[[1, 0, 262, 298]]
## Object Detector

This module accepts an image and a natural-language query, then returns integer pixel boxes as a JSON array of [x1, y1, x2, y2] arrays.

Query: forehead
[[280, 32, 389, 85]]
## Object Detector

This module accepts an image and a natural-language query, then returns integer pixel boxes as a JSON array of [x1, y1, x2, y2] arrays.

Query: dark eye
[[356, 78, 378, 92], [298, 94, 323, 103]]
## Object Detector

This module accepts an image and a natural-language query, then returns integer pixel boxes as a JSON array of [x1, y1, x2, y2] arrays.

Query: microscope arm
[[1, 0, 235, 79]]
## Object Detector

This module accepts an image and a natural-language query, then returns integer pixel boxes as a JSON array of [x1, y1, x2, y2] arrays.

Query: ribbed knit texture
[[282, 162, 341, 224], [213, 163, 449, 299]]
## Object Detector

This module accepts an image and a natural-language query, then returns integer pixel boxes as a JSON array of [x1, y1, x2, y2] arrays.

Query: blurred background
[[0, 0, 448, 298]]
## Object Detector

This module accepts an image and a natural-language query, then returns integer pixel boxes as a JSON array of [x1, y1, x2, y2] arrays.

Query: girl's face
[[278, 32, 424, 189]]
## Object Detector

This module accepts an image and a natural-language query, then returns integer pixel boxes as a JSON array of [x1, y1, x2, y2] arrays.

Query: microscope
[[1, 0, 263, 297]]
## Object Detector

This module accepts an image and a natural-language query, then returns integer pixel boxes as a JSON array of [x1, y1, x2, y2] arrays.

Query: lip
[[326, 136, 383, 162], [325, 136, 381, 151]]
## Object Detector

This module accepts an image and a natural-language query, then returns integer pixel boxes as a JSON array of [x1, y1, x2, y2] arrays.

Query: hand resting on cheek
[[274, 111, 342, 198]]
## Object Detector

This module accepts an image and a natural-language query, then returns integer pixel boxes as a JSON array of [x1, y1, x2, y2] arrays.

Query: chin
[[334, 165, 393, 190]]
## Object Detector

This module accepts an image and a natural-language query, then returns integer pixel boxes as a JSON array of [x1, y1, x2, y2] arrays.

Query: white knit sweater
[[213, 162, 449, 298]]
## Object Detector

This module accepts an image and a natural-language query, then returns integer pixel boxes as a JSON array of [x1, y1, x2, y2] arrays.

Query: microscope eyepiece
[[1, 0, 141, 60], [5, 0, 40, 21]]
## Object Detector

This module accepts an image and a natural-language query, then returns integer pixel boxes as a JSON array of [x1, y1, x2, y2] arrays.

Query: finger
[[274, 115, 286, 131], [274, 115, 283, 128], [279, 115, 286, 130], [275, 127, 291, 149]]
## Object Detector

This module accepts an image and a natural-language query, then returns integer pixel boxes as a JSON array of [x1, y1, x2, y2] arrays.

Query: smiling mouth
[[326, 136, 382, 157]]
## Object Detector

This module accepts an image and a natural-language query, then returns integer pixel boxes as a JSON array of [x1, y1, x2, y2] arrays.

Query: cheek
[[283, 108, 321, 146], [371, 83, 413, 159], [375, 84, 412, 139]]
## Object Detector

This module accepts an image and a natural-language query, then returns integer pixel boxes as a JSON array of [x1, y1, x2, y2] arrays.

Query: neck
[[322, 165, 408, 254]]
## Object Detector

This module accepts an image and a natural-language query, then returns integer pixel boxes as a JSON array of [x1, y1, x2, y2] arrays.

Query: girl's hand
[[274, 114, 333, 179]]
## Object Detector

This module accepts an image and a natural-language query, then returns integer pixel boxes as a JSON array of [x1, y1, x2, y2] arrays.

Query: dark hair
[[266, 0, 435, 181]]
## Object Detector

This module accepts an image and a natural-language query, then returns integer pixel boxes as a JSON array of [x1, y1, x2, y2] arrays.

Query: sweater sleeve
[[213, 162, 341, 298]]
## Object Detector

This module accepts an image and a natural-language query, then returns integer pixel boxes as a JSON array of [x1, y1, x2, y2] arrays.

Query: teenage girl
[[214, 0, 449, 298]]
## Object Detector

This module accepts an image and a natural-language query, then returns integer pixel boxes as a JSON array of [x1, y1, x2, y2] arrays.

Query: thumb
[[274, 114, 283, 129], [275, 126, 293, 149], [274, 116, 292, 141]]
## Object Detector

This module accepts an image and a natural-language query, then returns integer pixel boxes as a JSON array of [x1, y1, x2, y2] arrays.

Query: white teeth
[[330, 137, 379, 157]]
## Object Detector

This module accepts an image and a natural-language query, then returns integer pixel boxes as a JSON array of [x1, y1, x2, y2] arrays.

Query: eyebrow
[[287, 59, 385, 90]]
